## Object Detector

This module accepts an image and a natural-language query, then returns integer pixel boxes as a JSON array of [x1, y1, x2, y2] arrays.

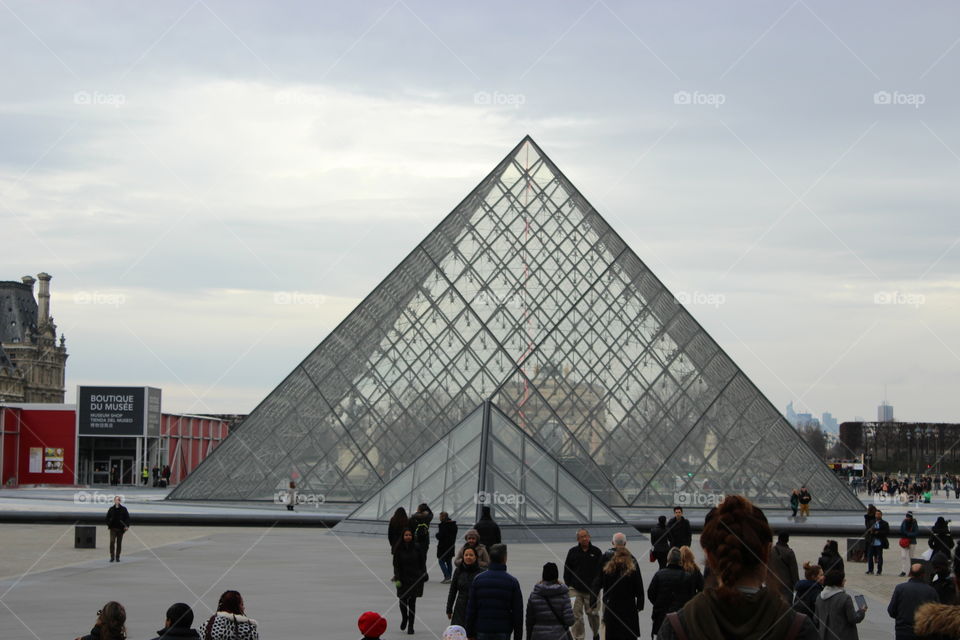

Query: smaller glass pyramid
[[347, 401, 624, 526]]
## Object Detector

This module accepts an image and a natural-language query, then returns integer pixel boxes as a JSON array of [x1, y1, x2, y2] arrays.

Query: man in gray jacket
[[888, 563, 938, 640], [815, 570, 866, 640]]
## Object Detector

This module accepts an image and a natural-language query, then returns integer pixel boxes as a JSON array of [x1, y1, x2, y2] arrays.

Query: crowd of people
[[86, 494, 960, 639], [865, 474, 960, 503]]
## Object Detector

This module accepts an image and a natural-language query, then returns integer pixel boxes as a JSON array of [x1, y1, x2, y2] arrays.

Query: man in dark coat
[[766, 532, 799, 602], [148, 602, 200, 639], [465, 543, 523, 640], [436, 511, 458, 583], [667, 507, 692, 550], [866, 509, 890, 575], [888, 563, 938, 640], [650, 516, 671, 569], [563, 528, 602, 640], [474, 505, 501, 550], [106, 495, 130, 562], [647, 548, 693, 637]]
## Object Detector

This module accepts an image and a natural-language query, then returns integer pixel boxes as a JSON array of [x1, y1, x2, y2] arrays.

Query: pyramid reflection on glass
[[169, 136, 862, 514]]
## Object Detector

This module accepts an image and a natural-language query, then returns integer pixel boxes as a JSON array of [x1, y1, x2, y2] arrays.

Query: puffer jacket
[[914, 602, 960, 639], [447, 562, 483, 625], [464, 562, 523, 639], [526, 582, 575, 640], [198, 612, 259, 640]]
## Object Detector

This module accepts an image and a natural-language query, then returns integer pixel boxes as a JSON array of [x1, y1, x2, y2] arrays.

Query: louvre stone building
[[171, 137, 861, 527]]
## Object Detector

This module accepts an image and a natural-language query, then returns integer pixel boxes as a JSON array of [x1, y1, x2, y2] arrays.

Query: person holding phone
[[815, 570, 866, 640]]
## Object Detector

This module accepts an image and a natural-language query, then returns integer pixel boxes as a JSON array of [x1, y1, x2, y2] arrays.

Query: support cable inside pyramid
[[169, 136, 862, 514]]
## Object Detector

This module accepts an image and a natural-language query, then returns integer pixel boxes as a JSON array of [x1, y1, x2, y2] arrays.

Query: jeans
[[439, 556, 453, 580], [571, 588, 600, 640], [868, 544, 884, 573]]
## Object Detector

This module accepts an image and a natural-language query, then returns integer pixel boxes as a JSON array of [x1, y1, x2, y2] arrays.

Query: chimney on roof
[[37, 273, 51, 325], [21, 275, 35, 290]]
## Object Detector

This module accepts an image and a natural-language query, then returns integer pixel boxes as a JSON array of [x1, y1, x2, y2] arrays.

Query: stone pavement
[[0, 523, 914, 639]]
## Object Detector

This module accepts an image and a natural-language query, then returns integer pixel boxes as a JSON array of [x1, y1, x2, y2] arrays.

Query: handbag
[[899, 537, 911, 548], [649, 549, 656, 563], [543, 592, 573, 640]]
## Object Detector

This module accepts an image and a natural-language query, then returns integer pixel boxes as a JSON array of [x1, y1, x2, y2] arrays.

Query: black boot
[[399, 599, 408, 630]]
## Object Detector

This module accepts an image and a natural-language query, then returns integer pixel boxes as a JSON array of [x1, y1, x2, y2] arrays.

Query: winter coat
[[105, 505, 130, 530], [667, 516, 692, 549], [814, 586, 864, 640], [526, 582, 575, 640], [799, 489, 812, 505], [410, 508, 433, 551], [818, 551, 845, 576], [198, 612, 259, 640], [599, 558, 645, 640], [650, 523, 671, 554], [563, 543, 603, 595], [464, 562, 523, 639], [656, 588, 818, 640], [688, 567, 705, 594], [794, 579, 823, 626], [446, 561, 482, 625], [901, 518, 920, 544], [768, 542, 800, 602], [647, 563, 694, 635], [931, 571, 958, 605], [474, 508, 502, 550], [866, 518, 891, 549], [453, 541, 490, 569], [77, 626, 124, 640], [148, 627, 202, 640], [436, 519, 458, 559], [914, 602, 960, 640], [393, 541, 427, 598], [888, 577, 940, 638], [930, 521, 955, 558]]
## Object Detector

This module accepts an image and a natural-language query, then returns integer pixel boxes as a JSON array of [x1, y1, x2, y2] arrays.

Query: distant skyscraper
[[821, 412, 838, 432], [878, 402, 894, 422], [786, 401, 798, 426]]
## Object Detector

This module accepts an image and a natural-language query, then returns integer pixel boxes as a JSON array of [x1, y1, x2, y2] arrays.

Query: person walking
[[526, 562, 575, 640], [393, 528, 427, 634], [888, 564, 939, 640], [410, 503, 434, 579], [148, 602, 200, 640], [563, 528, 602, 640], [388, 507, 409, 552], [818, 540, 845, 576], [929, 517, 954, 559], [650, 516, 671, 569], [75, 601, 127, 640], [286, 481, 297, 511], [866, 509, 890, 576], [447, 546, 483, 626], [474, 505, 502, 550], [198, 591, 259, 640], [454, 529, 490, 569], [899, 511, 920, 577], [598, 545, 645, 640], [790, 489, 800, 519], [767, 532, 800, 602], [793, 562, 824, 628], [657, 495, 817, 640], [667, 507, 692, 550], [814, 570, 867, 640], [798, 486, 812, 518], [647, 547, 693, 638], [464, 543, 523, 640], [105, 495, 130, 563], [679, 546, 704, 595], [436, 511, 458, 583]]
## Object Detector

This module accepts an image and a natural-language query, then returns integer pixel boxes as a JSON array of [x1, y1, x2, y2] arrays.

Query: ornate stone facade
[[0, 273, 69, 403]]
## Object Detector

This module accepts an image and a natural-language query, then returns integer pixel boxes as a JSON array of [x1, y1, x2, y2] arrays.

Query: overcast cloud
[[2, 1, 958, 422]]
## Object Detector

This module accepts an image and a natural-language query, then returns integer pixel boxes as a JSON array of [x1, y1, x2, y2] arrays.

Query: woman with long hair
[[447, 546, 482, 626], [393, 528, 427, 634], [388, 507, 409, 551], [598, 546, 645, 640], [657, 495, 817, 640], [679, 545, 704, 594], [198, 590, 259, 639], [75, 601, 126, 640]]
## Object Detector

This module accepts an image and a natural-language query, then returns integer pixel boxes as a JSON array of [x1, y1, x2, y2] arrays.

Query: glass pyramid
[[169, 136, 862, 512], [348, 401, 624, 525]]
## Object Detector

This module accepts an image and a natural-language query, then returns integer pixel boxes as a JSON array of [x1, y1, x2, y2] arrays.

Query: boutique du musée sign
[[77, 386, 161, 437]]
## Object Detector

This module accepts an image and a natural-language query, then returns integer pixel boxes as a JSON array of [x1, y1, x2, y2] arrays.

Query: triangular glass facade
[[170, 136, 862, 512], [348, 402, 623, 525]]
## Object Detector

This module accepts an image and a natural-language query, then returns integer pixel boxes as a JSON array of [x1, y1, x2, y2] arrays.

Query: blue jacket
[[465, 562, 523, 638]]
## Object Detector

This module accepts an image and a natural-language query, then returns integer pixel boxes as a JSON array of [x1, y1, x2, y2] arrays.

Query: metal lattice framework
[[170, 136, 862, 512]]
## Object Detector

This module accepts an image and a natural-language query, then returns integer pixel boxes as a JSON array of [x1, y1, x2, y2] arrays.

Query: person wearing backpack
[[526, 562, 575, 640]]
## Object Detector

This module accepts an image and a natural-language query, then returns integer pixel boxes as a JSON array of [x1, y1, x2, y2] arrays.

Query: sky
[[2, 1, 959, 423]]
